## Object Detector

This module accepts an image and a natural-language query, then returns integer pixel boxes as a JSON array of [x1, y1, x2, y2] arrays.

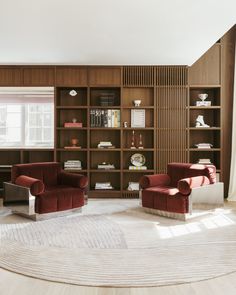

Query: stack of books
[[95, 182, 114, 190], [198, 159, 212, 165], [99, 93, 115, 106], [64, 160, 82, 171], [97, 141, 115, 149], [195, 143, 213, 149], [90, 109, 120, 127], [97, 163, 115, 170], [129, 165, 147, 170]]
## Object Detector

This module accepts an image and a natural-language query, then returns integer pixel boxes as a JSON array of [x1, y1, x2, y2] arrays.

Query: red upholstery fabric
[[178, 176, 210, 195], [167, 163, 216, 187], [11, 162, 87, 214], [140, 162, 216, 214], [15, 175, 45, 195], [166, 194, 188, 213], [140, 174, 171, 189], [35, 185, 84, 214], [58, 171, 88, 189], [11, 162, 61, 186]]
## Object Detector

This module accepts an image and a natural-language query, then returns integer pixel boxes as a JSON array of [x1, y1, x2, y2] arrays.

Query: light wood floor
[[1, 200, 236, 295]]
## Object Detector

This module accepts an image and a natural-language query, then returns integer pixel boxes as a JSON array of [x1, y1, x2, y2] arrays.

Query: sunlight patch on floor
[[156, 212, 235, 239]]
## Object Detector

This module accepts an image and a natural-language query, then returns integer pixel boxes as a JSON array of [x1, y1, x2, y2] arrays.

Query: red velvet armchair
[[139, 163, 224, 220], [4, 162, 88, 220]]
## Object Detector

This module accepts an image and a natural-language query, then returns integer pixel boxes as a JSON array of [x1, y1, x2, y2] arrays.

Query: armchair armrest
[[58, 171, 88, 189], [140, 174, 171, 189], [15, 175, 45, 195], [178, 176, 210, 195]]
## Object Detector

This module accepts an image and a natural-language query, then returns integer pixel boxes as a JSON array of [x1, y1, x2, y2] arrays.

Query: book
[[195, 143, 213, 149], [95, 182, 114, 190], [90, 109, 120, 128], [64, 146, 82, 149], [64, 122, 83, 128], [97, 164, 115, 170], [196, 101, 211, 107], [129, 166, 147, 170]]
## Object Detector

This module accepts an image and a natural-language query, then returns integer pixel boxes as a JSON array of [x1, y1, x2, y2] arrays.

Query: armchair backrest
[[167, 163, 216, 187], [11, 162, 62, 187]]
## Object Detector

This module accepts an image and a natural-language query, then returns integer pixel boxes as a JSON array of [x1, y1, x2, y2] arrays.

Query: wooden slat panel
[[189, 44, 221, 85], [23, 67, 55, 86], [0, 67, 22, 86], [56, 67, 87, 86], [123, 66, 155, 86], [89, 67, 121, 86], [156, 66, 188, 173]]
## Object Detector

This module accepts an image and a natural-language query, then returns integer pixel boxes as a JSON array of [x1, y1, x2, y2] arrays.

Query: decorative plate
[[130, 153, 146, 167]]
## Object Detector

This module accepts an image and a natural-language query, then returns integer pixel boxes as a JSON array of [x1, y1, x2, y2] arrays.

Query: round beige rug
[[1, 199, 236, 287]]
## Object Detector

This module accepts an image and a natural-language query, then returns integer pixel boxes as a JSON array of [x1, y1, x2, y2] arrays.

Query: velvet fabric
[[35, 186, 84, 214], [15, 175, 45, 195], [178, 176, 210, 195], [140, 174, 171, 189], [58, 171, 88, 189], [167, 163, 216, 187], [140, 162, 216, 214], [11, 162, 61, 186], [11, 162, 87, 214]]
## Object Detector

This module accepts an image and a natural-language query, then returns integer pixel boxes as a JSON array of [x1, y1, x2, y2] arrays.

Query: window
[[0, 87, 54, 148]]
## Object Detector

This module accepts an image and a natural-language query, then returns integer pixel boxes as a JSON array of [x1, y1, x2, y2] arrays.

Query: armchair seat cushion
[[35, 185, 84, 214], [15, 175, 45, 195], [142, 186, 188, 213]]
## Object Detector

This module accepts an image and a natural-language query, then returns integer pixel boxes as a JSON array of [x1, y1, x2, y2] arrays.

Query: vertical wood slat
[[156, 66, 188, 173], [123, 66, 155, 86]]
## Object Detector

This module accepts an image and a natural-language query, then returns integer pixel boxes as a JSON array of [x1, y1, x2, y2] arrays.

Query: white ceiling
[[0, 0, 235, 66]]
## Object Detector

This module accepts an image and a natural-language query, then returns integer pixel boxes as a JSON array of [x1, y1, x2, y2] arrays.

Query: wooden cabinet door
[[89, 67, 121, 86], [56, 67, 88, 86], [23, 67, 55, 86], [0, 67, 22, 86]]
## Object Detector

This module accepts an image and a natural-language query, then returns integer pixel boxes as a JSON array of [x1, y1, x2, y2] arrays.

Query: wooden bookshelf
[[0, 26, 235, 197]]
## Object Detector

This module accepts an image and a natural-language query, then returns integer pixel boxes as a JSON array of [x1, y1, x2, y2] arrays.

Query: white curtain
[[228, 45, 236, 201]]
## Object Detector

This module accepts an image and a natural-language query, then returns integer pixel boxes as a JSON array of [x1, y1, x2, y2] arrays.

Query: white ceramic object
[[198, 93, 208, 101], [133, 99, 141, 107]]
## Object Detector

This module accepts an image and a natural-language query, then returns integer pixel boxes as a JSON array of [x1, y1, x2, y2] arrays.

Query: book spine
[[104, 110, 108, 127], [117, 110, 120, 127], [108, 110, 112, 127], [111, 110, 115, 127]]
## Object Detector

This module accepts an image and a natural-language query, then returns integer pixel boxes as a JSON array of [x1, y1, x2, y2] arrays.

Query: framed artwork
[[131, 109, 145, 128]]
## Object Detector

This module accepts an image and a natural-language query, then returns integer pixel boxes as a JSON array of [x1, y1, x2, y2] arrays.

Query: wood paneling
[[23, 67, 55, 86], [156, 67, 188, 173], [0, 67, 22, 86], [189, 44, 221, 85], [56, 67, 87, 86], [89, 67, 121, 86], [221, 25, 236, 195], [123, 66, 155, 86]]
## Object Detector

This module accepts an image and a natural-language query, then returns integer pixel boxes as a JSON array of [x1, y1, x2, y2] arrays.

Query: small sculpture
[[195, 115, 210, 128], [69, 89, 77, 96], [72, 118, 77, 123], [123, 121, 128, 128], [133, 99, 141, 107], [198, 93, 208, 101], [131, 130, 136, 149], [71, 138, 79, 147], [138, 133, 144, 149]]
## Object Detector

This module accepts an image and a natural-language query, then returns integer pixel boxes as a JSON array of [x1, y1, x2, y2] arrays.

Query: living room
[[0, 1, 236, 294]]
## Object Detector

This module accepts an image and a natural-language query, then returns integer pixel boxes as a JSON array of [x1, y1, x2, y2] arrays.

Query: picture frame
[[131, 109, 145, 128]]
